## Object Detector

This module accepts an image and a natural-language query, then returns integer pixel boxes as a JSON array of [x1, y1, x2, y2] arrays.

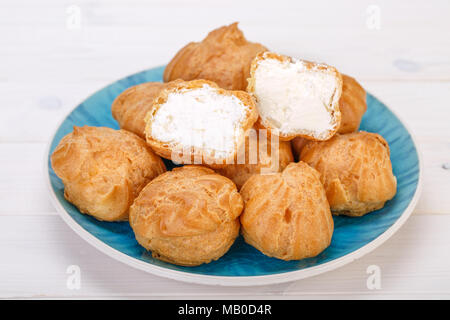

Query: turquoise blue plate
[[46, 66, 422, 286]]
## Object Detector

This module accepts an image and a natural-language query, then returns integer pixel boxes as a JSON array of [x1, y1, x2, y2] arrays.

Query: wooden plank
[[0, 81, 109, 143], [0, 214, 449, 298], [363, 81, 450, 139], [0, 143, 56, 213], [0, 1, 449, 82]]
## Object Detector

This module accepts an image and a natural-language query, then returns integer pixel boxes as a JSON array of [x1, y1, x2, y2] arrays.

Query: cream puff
[[337, 74, 367, 134], [240, 162, 334, 261], [163, 22, 267, 91], [129, 166, 243, 266], [144, 79, 258, 167], [51, 126, 166, 221], [300, 131, 397, 216], [248, 52, 343, 141], [215, 129, 294, 189]]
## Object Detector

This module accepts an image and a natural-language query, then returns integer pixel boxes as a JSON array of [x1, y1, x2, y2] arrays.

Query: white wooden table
[[1, 0, 449, 299]]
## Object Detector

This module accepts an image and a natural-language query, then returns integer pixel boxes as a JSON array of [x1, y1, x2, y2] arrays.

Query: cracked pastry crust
[[337, 74, 367, 134], [144, 79, 259, 168], [300, 131, 397, 217], [240, 162, 334, 261], [111, 82, 170, 138], [163, 22, 267, 91], [51, 126, 166, 221], [129, 166, 243, 266], [215, 129, 294, 189]]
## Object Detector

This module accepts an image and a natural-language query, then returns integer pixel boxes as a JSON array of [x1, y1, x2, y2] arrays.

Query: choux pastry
[[216, 129, 294, 189], [129, 166, 243, 266], [300, 132, 397, 216], [163, 22, 267, 91], [112, 82, 170, 138], [51, 126, 166, 221], [240, 162, 334, 261], [248, 51, 343, 141], [337, 74, 367, 134], [144, 79, 258, 167]]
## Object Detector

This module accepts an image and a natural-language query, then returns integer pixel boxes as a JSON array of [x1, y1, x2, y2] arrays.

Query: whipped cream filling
[[150, 84, 247, 158], [253, 57, 339, 136]]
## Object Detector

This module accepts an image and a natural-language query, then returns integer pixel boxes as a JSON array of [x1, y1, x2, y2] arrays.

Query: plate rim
[[44, 70, 423, 287]]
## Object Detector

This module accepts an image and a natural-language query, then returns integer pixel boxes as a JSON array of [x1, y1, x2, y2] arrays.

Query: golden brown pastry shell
[[337, 74, 367, 134], [240, 162, 334, 261], [300, 131, 397, 216], [163, 22, 267, 91], [215, 129, 294, 189], [129, 165, 243, 266], [111, 82, 170, 138], [51, 126, 166, 221]]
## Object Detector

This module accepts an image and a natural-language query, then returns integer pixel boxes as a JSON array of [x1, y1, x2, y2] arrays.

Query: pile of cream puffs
[[52, 23, 397, 266]]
